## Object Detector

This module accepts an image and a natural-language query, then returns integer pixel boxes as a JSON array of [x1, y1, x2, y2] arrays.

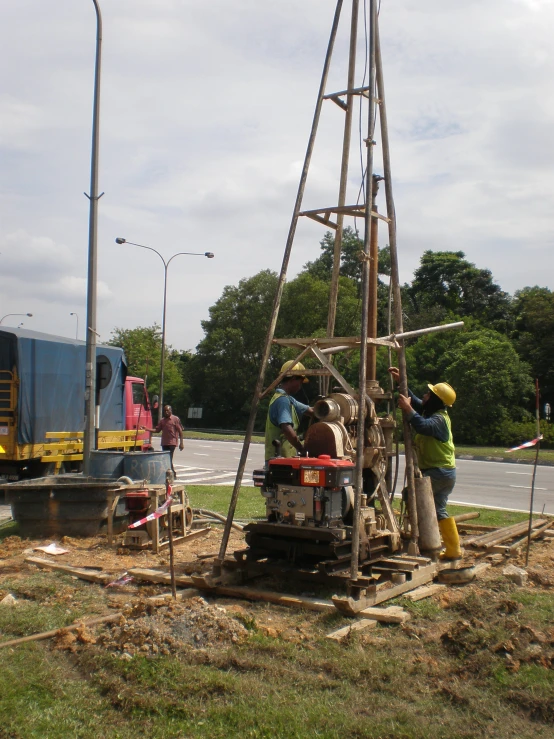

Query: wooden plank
[[129, 568, 195, 587], [466, 519, 547, 547], [404, 584, 446, 602], [190, 575, 336, 613], [332, 562, 436, 615], [326, 619, 377, 642], [0, 613, 122, 650], [358, 606, 410, 624], [25, 557, 113, 584]]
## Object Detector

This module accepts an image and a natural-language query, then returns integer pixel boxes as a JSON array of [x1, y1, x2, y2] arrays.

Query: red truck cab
[[124, 377, 156, 448]]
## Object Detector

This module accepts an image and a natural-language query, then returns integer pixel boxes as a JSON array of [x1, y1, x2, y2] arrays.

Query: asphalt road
[[160, 438, 554, 515]]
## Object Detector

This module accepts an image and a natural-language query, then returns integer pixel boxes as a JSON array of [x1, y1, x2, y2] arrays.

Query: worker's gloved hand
[[388, 367, 400, 384]]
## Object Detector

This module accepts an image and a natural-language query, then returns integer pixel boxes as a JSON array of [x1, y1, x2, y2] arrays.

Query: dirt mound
[[0, 535, 28, 557], [441, 617, 554, 671], [56, 596, 249, 657]]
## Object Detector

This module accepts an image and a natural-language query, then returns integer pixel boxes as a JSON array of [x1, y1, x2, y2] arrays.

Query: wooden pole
[[166, 470, 177, 599], [525, 379, 541, 566], [215, 0, 345, 572], [375, 14, 419, 553]]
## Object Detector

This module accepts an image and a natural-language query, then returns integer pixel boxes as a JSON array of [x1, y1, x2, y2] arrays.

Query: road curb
[[456, 454, 554, 467]]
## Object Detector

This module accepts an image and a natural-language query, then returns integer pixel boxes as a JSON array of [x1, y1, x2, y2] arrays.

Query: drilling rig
[[214, 1, 462, 612]]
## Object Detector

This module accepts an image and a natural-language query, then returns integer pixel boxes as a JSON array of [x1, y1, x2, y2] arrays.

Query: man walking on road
[[388, 367, 461, 559], [141, 404, 184, 475]]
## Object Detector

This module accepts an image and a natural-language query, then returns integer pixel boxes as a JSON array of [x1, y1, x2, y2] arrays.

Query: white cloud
[[1, 0, 554, 349]]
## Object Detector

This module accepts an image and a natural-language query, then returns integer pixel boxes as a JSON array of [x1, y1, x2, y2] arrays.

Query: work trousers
[[422, 470, 456, 520], [162, 444, 177, 474]]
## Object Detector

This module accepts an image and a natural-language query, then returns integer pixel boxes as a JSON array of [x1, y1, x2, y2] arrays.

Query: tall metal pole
[[83, 0, 103, 476], [114, 239, 214, 424], [159, 263, 169, 424], [70, 312, 79, 340]]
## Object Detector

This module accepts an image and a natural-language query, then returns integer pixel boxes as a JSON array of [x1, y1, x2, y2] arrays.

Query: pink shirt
[[155, 415, 183, 446]]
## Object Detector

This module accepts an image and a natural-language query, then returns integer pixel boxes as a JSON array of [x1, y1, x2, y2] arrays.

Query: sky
[[1, 0, 553, 352]]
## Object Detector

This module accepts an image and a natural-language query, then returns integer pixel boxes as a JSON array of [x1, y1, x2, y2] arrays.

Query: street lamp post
[[0, 313, 33, 325], [70, 312, 79, 340], [115, 238, 214, 423], [83, 0, 104, 476]]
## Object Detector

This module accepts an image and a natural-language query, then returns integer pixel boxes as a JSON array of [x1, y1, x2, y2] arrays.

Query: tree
[[405, 251, 512, 332], [108, 324, 187, 417], [187, 270, 280, 428], [407, 322, 533, 445], [511, 286, 554, 409], [303, 227, 390, 284]]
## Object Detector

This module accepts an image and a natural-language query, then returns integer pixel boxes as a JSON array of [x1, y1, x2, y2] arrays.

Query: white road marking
[[177, 472, 239, 483], [216, 481, 254, 486], [194, 453, 209, 456], [509, 485, 547, 490], [505, 471, 531, 475]]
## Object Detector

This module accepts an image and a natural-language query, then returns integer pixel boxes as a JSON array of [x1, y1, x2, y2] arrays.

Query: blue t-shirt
[[269, 389, 310, 428]]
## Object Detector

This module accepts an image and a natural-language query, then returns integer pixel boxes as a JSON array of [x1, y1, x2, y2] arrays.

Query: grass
[[1, 583, 553, 738], [187, 485, 265, 520], [1, 488, 553, 737], [181, 429, 554, 464]]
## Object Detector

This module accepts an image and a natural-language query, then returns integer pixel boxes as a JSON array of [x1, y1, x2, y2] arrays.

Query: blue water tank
[[123, 450, 172, 484], [89, 450, 125, 479]]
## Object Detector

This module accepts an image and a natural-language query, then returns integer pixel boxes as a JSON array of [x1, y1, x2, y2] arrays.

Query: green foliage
[[405, 250, 512, 332], [108, 324, 189, 419], [187, 270, 279, 428], [408, 323, 534, 445], [303, 226, 391, 283], [511, 286, 554, 409]]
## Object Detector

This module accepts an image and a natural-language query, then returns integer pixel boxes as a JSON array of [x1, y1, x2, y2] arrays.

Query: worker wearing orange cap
[[265, 361, 314, 464], [388, 367, 461, 559]]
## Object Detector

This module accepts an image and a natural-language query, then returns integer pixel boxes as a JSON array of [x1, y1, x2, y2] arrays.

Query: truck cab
[[124, 377, 156, 448]]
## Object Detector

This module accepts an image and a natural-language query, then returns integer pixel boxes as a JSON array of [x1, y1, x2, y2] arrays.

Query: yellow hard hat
[[428, 382, 456, 407], [280, 360, 309, 383]]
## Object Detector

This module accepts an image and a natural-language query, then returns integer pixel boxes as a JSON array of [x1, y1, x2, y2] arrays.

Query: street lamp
[[115, 237, 214, 422], [82, 0, 104, 476], [0, 312, 33, 325], [70, 312, 79, 340]]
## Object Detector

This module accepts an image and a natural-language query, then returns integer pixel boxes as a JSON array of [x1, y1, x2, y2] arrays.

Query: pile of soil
[[56, 596, 249, 657]]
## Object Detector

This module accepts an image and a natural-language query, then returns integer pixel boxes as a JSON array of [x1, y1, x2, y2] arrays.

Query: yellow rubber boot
[[438, 517, 462, 560]]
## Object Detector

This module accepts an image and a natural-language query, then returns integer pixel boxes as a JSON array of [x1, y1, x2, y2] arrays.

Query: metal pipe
[[70, 312, 79, 340], [83, 0, 103, 476], [216, 0, 346, 571], [351, 0, 377, 581], [366, 179, 379, 385], [382, 321, 465, 343], [319, 321, 465, 356]]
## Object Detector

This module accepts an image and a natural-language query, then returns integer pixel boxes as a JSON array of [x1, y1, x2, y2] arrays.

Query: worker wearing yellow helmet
[[388, 367, 461, 560], [265, 361, 314, 464]]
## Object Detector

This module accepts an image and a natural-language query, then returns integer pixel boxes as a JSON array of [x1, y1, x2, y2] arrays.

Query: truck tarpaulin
[[0, 328, 127, 445]]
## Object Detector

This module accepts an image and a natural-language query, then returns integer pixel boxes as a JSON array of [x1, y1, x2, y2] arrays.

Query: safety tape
[[506, 435, 543, 452], [106, 572, 134, 588], [127, 485, 173, 529]]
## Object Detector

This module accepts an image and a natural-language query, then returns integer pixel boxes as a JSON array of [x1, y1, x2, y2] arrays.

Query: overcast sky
[[1, 0, 553, 352]]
